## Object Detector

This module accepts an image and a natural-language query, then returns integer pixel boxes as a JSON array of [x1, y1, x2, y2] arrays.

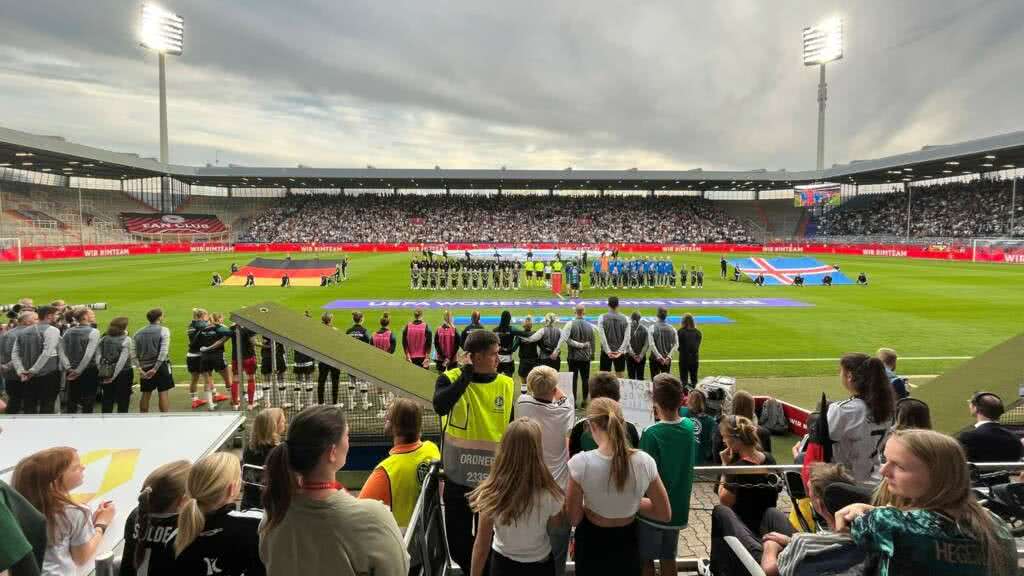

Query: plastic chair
[[723, 536, 767, 576]]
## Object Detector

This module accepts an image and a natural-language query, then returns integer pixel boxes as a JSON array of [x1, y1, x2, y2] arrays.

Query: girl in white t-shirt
[[469, 417, 565, 576], [12, 447, 116, 576], [828, 353, 896, 483], [566, 398, 671, 576]]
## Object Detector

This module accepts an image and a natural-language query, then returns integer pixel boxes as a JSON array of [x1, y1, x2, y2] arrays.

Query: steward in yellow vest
[[431, 330, 515, 571], [358, 397, 440, 529]]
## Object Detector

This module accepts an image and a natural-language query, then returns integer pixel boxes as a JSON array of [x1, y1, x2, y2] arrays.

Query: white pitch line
[[698, 355, 971, 363], [163, 355, 969, 370]]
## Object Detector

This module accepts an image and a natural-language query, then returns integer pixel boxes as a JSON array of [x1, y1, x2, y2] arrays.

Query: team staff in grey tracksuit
[[597, 296, 631, 378], [556, 304, 595, 406], [647, 307, 678, 378], [59, 307, 100, 413], [12, 306, 62, 414], [626, 311, 649, 381], [135, 308, 173, 413], [97, 317, 137, 413], [1, 311, 35, 413]]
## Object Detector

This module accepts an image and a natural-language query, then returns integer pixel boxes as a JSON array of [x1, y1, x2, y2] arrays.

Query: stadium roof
[[1, 124, 1022, 191]]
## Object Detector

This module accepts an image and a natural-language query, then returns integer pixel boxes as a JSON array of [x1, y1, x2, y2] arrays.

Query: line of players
[[590, 258, 706, 289], [410, 258, 523, 290], [410, 256, 707, 290]]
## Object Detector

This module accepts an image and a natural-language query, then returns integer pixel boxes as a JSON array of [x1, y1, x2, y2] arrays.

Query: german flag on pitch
[[224, 258, 340, 287]]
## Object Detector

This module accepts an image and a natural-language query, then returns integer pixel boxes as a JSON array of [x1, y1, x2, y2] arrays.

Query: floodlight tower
[[803, 17, 843, 171], [139, 3, 184, 164]]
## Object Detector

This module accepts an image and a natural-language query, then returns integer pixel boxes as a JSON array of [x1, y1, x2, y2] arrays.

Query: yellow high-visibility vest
[[378, 441, 440, 528], [440, 367, 515, 486]]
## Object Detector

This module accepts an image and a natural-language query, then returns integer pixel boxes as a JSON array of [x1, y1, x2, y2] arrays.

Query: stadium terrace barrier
[[1, 241, 1022, 263]]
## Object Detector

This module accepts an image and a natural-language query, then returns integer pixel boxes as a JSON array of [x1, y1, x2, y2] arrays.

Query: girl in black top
[[717, 416, 778, 535], [173, 453, 265, 576], [493, 311, 520, 378], [516, 317, 540, 381], [120, 460, 191, 576], [242, 408, 287, 510]]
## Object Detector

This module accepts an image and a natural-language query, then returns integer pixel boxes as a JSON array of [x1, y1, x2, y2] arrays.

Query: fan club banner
[[121, 213, 226, 234]]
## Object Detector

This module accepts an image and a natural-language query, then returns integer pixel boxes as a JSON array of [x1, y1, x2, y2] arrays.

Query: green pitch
[[2, 250, 1022, 432]]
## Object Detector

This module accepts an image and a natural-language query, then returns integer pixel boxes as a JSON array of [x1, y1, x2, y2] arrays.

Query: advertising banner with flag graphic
[[1, 413, 243, 575], [728, 256, 852, 285], [224, 257, 342, 286], [121, 213, 227, 234]]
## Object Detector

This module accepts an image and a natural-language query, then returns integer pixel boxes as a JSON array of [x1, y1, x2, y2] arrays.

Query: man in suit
[[957, 392, 1023, 463]]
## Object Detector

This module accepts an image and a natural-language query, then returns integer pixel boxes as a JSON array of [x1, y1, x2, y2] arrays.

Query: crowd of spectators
[[817, 177, 1024, 238], [239, 193, 754, 244], [2, 297, 1022, 576]]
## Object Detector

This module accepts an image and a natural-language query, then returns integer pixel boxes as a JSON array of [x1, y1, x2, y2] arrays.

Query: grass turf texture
[[2, 251, 1022, 433]]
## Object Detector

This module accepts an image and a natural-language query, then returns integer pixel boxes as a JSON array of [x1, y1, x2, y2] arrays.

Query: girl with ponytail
[[565, 398, 670, 576], [258, 405, 406, 576], [172, 452, 264, 576], [829, 353, 896, 483], [120, 460, 190, 576]]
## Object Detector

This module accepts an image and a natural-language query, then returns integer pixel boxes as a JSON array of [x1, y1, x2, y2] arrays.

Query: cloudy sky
[[0, 0, 1021, 171]]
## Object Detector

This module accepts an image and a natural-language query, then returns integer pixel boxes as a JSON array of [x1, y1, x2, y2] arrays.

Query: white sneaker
[[696, 558, 711, 576], [232, 404, 241, 411]]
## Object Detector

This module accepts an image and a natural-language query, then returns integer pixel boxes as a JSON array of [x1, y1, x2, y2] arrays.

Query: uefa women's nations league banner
[[0, 413, 243, 575]]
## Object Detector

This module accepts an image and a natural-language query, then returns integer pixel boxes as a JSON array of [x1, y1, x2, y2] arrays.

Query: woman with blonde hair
[[173, 452, 264, 575], [566, 398, 671, 575], [469, 418, 565, 576], [242, 408, 287, 510], [520, 313, 562, 371], [12, 447, 116, 575], [836, 428, 1015, 576], [120, 460, 191, 576], [716, 415, 778, 535]]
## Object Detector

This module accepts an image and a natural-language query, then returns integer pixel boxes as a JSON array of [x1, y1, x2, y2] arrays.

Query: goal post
[[0, 237, 22, 263], [971, 238, 1024, 264]]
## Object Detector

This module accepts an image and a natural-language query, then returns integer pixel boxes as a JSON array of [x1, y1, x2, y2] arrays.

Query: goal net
[[0, 238, 21, 263], [971, 238, 1024, 264]]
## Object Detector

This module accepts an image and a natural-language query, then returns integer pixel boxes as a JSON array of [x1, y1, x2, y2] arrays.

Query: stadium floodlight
[[138, 3, 184, 164], [803, 17, 843, 171]]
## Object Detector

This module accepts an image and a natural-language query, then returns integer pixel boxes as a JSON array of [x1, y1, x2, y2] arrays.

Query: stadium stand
[[0, 182, 277, 245], [817, 177, 1024, 238], [239, 193, 755, 244]]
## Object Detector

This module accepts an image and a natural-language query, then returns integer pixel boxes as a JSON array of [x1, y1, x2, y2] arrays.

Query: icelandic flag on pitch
[[728, 257, 853, 286]]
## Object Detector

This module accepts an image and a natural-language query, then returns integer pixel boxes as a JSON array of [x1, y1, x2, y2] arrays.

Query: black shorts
[[545, 273, 551, 280], [570, 282, 580, 290], [199, 354, 227, 373], [186, 355, 202, 374], [294, 363, 315, 375], [526, 270, 533, 277], [260, 354, 287, 375], [599, 351, 626, 372], [140, 362, 174, 393]]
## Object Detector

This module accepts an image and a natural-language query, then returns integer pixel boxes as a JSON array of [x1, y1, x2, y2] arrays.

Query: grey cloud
[[0, 0, 1021, 171]]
